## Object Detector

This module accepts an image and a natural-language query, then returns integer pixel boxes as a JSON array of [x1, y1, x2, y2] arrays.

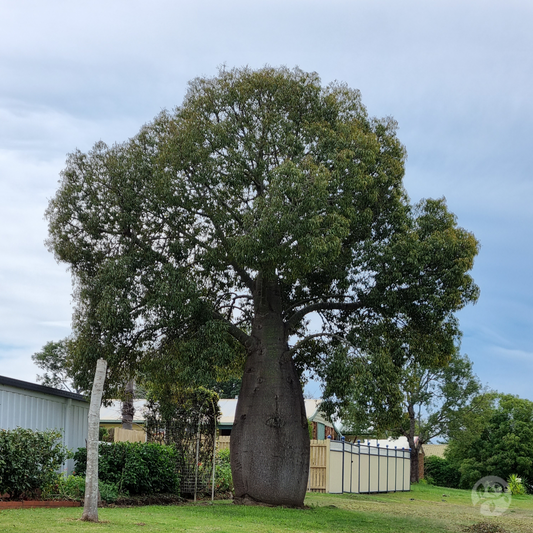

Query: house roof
[[363, 436, 412, 449], [0, 375, 86, 402], [100, 399, 149, 423], [99, 398, 330, 426]]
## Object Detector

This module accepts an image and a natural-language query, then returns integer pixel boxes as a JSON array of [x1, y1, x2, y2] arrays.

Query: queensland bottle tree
[[46, 66, 479, 507]]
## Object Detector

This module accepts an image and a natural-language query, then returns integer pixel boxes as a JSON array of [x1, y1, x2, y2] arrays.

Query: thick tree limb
[[285, 301, 363, 332], [212, 311, 255, 351], [287, 332, 361, 356]]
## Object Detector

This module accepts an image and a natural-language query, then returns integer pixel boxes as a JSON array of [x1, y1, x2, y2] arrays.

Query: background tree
[[337, 348, 483, 482], [32, 338, 81, 393], [446, 394, 533, 489], [46, 66, 479, 507], [33, 339, 139, 429]]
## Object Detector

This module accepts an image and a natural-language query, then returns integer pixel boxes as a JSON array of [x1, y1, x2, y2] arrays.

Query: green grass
[[1, 485, 532, 533]]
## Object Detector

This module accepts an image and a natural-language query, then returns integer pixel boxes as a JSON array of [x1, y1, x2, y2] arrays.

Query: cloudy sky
[[1, 0, 531, 400]]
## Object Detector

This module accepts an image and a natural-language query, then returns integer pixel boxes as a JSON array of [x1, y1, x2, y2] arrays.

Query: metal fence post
[[408, 448, 411, 492], [377, 443, 380, 493], [350, 439, 353, 493], [341, 436, 345, 494], [367, 441, 371, 493], [357, 440, 361, 494], [386, 445, 389, 492], [394, 446, 397, 493]]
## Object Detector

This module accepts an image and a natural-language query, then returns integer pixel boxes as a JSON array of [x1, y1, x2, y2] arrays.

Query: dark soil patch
[[463, 522, 510, 533]]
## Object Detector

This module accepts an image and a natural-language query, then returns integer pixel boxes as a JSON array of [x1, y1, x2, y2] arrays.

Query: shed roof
[[0, 375, 86, 402]]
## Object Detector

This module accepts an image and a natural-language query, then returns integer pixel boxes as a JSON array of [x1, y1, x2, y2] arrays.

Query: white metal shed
[[0, 375, 89, 473]]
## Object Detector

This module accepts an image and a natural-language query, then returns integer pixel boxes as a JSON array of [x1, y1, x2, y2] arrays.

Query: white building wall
[[0, 380, 88, 473]]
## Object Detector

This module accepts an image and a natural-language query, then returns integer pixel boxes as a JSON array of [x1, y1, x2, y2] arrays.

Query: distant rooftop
[[100, 398, 325, 425]]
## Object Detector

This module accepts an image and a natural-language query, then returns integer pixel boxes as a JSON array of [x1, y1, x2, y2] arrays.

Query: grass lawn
[[1, 484, 532, 533]]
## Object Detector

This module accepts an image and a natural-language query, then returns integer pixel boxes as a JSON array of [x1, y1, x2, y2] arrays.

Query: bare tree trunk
[[81, 358, 107, 522], [407, 403, 419, 483], [230, 277, 310, 507], [410, 447, 420, 483], [121, 380, 135, 430]]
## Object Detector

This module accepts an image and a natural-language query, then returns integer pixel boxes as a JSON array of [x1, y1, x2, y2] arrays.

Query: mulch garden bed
[[1, 492, 231, 509], [0, 500, 81, 509]]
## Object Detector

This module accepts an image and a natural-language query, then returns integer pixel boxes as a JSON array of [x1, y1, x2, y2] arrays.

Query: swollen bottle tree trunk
[[81, 358, 107, 522], [230, 278, 310, 507]]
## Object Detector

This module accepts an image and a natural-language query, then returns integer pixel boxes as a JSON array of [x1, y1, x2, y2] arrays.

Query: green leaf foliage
[[31, 338, 81, 393], [45, 66, 479, 401], [337, 348, 482, 446], [42, 474, 86, 501], [45, 68, 480, 505], [214, 448, 233, 494], [0, 428, 70, 499], [145, 386, 219, 494], [73, 442, 180, 496], [424, 456, 461, 488], [446, 394, 533, 489]]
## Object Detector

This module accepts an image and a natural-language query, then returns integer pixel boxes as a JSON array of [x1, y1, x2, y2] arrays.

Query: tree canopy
[[46, 66, 479, 506], [338, 347, 483, 482], [446, 394, 533, 489], [32, 338, 81, 393]]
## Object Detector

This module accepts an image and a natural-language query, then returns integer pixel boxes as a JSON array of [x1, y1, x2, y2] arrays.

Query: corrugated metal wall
[[0, 383, 88, 473], [308, 439, 411, 493]]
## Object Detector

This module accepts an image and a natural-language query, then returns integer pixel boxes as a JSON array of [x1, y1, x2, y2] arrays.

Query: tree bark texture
[[81, 358, 107, 522], [230, 279, 310, 507], [407, 404, 419, 483], [121, 380, 135, 430], [410, 447, 420, 484]]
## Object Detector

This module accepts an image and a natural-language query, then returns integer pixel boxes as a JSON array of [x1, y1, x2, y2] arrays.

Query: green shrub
[[214, 448, 233, 494], [0, 428, 70, 499], [74, 442, 180, 495], [43, 474, 86, 500], [508, 474, 526, 495], [424, 455, 461, 488], [99, 428, 112, 442], [98, 480, 120, 502], [42, 474, 121, 502]]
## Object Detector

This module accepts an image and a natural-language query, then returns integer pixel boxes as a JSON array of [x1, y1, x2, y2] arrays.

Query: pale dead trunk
[[81, 358, 107, 522], [230, 277, 310, 507]]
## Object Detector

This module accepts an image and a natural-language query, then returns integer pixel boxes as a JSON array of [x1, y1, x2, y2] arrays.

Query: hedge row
[[73, 441, 181, 495], [0, 428, 69, 498], [424, 455, 461, 488], [1, 428, 230, 500]]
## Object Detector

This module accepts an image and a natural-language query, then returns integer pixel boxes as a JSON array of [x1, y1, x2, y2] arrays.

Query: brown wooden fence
[[111, 427, 147, 443], [217, 435, 231, 451]]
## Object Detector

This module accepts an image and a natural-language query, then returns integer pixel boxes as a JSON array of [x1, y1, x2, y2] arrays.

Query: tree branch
[[286, 301, 363, 332], [212, 311, 255, 351], [287, 332, 362, 356]]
